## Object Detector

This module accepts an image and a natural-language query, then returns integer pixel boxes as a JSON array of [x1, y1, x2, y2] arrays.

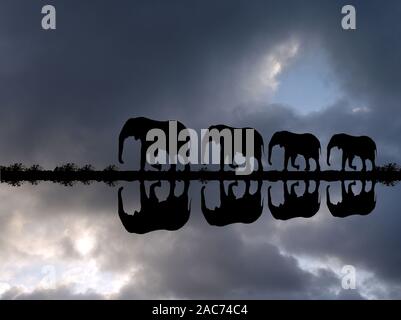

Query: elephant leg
[[230, 180, 239, 188], [304, 180, 310, 193], [140, 147, 147, 171], [315, 158, 320, 171], [257, 157, 263, 172], [341, 153, 347, 171], [348, 181, 356, 195], [284, 151, 289, 171], [305, 158, 310, 172], [371, 158, 376, 171], [139, 181, 147, 204], [315, 180, 320, 193], [361, 180, 367, 192], [219, 181, 225, 198], [149, 181, 161, 199], [245, 180, 250, 194], [341, 180, 347, 198], [169, 179, 176, 198], [362, 159, 367, 172], [150, 147, 162, 170], [228, 181, 238, 198], [284, 181, 290, 197], [349, 156, 357, 170], [291, 155, 300, 170], [291, 181, 299, 195], [219, 154, 225, 171], [220, 145, 226, 171]]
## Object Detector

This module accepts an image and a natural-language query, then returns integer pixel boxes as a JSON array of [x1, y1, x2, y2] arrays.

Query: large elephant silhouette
[[118, 180, 191, 234], [118, 117, 189, 171], [267, 181, 320, 220], [326, 181, 376, 217], [327, 134, 376, 171], [268, 131, 321, 171], [201, 180, 263, 226], [203, 125, 264, 171]]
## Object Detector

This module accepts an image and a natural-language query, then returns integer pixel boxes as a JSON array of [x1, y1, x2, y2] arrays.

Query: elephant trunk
[[267, 186, 275, 210], [200, 186, 209, 213], [201, 187, 215, 225], [326, 186, 333, 206], [118, 187, 125, 217], [118, 187, 134, 233], [268, 141, 275, 166], [118, 121, 134, 164], [327, 142, 333, 166], [118, 135, 125, 164], [268, 133, 281, 166]]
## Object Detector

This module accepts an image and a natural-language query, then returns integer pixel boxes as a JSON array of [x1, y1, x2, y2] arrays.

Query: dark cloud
[[115, 225, 347, 299]]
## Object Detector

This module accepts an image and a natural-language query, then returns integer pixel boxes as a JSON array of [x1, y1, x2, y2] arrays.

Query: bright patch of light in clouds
[[289, 253, 388, 299], [0, 282, 11, 296], [352, 106, 370, 113], [75, 232, 96, 256], [244, 38, 299, 101], [259, 40, 299, 92]]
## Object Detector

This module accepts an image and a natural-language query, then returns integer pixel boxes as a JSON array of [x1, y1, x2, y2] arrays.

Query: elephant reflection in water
[[326, 181, 376, 217], [118, 180, 191, 234], [201, 181, 263, 226], [268, 181, 320, 220]]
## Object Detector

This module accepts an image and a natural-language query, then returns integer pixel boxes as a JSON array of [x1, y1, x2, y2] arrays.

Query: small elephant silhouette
[[201, 180, 263, 226], [327, 133, 376, 171], [268, 131, 321, 171], [118, 180, 191, 234], [203, 125, 264, 172], [118, 117, 189, 171], [268, 181, 320, 220], [326, 181, 376, 217]]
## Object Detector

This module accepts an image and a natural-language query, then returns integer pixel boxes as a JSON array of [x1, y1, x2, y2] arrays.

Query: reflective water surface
[[0, 180, 398, 299]]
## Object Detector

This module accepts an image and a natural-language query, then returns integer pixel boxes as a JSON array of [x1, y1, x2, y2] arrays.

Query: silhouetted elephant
[[327, 134, 376, 171], [267, 181, 320, 220], [326, 181, 376, 217], [203, 125, 264, 171], [268, 131, 321, 171], [201, 180, 263, 226], [118, 180, 191, 234], [119, 117, 189, 171]]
